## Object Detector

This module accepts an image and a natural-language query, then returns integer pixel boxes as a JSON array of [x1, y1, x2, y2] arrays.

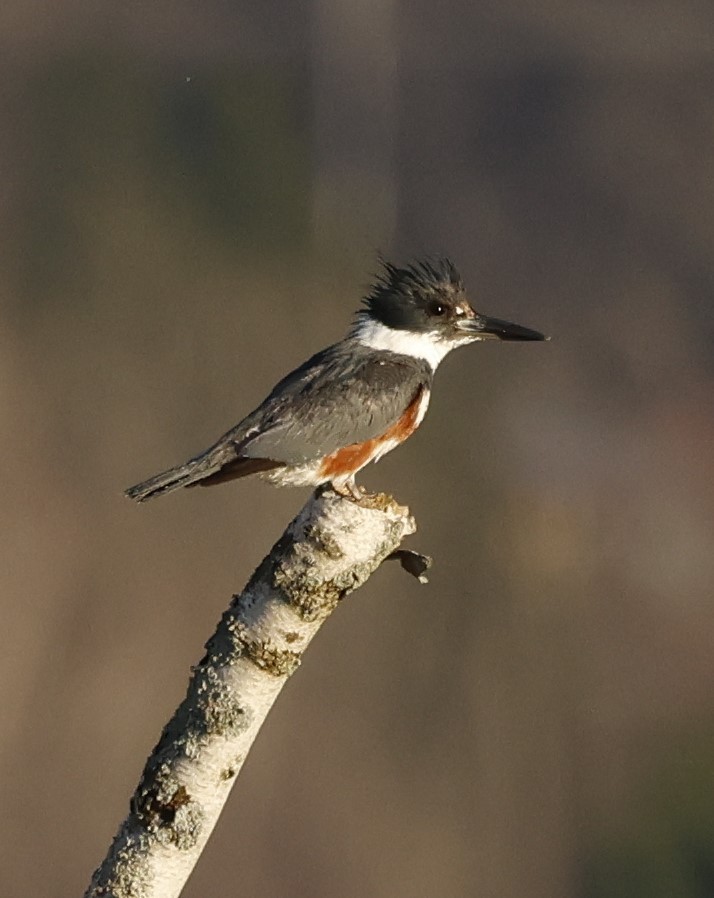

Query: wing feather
[[236, 344, 432, 465]]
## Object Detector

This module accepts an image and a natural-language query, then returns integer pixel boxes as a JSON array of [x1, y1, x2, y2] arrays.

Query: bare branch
[[85, 489, 417, 898]]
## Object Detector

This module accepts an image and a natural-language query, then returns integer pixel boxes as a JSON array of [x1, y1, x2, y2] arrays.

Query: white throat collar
[[350, 315, 472, 370]]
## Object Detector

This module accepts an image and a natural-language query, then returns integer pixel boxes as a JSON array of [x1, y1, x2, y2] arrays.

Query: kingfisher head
[[352, 258, 546, 368]]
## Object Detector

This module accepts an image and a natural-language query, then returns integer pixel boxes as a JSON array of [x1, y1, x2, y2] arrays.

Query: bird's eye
[[429, 301, 446, 317]]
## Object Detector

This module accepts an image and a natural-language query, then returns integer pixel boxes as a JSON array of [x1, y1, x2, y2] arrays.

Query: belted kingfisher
[[126, 258, 546, 503]]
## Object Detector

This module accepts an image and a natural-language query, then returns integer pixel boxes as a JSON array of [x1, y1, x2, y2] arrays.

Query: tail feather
[[125, 450, 283, 503], [125, 461, 205, 502], [125, 443, 229, 502]]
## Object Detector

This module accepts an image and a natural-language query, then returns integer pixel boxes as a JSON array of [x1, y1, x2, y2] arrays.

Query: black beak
[[456, 313, 547, 342]]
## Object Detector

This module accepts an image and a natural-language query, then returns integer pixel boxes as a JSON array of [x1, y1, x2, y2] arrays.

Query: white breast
[[413, 386, 430, 427]]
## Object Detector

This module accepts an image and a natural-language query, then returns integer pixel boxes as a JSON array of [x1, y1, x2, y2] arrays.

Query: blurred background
[[1, 2, 713, 896]]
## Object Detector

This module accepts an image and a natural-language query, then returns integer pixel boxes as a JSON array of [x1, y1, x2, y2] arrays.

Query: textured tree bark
[[84, 489, 417, 898]]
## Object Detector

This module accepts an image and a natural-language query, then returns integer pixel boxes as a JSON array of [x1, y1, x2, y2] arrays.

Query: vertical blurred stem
[[84, 490, 415, 898], [311, 0, 398, 258]]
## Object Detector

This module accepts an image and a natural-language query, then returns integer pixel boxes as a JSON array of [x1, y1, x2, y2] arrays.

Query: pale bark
[[84, 489, 416, 898]]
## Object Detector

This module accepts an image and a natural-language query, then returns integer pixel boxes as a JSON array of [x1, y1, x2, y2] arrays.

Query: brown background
[[1, 2, 713, 896]]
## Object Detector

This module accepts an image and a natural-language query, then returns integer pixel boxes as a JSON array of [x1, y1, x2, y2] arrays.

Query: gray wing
[[237, 343, 432, 464]]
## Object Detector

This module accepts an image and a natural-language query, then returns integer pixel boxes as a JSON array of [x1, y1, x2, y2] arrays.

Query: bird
[[125, 258, 546, 504]]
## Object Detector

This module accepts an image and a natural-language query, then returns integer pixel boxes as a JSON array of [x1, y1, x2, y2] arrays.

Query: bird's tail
[[125, 446, 282, 502], [125, 459, 209, 502]]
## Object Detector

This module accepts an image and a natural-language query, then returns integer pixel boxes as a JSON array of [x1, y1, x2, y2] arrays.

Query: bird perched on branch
[[126, 258, 546, 503]]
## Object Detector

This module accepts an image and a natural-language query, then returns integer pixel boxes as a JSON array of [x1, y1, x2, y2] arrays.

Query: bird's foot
[[331, 480, 366, 503], [324, 482, 409, 515]]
